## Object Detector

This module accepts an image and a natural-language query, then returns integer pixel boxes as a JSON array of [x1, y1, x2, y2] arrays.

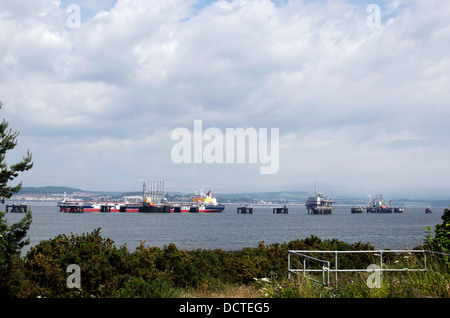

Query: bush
[[9, 228, 449, 298], [18, 228, 132, 297], [7, 230, 379, 297]]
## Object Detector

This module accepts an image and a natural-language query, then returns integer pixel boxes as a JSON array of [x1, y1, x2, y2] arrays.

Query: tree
[[0, 101, 33, 202], [425, 207, 450, 254], [0, 101, 33, 297]]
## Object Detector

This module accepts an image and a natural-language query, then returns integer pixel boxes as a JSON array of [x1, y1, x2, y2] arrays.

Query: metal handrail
[[288, 249, 450, 287], [288, 251, 331, 285]]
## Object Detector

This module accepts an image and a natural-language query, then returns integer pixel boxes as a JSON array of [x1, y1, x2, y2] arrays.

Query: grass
[[253, 261, 450, 298], [178, 271, 449, 298], [182, 253, 450, 298], [180, 284, 261, 298]]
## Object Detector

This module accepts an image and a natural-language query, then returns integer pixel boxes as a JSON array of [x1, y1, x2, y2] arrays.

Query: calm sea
[[2, 201, 446, 254]]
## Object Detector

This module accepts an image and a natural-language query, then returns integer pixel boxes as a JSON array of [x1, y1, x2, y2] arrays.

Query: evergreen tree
[[0, 102, 33, 201], [431, 208, 450, 252], [0, 101, 33, 297]]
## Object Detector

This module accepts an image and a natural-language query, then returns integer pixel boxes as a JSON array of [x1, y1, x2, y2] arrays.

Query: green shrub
[[7, 228, 449, 298], [114, 276, 179, 298], [18, 228, 132, 297]]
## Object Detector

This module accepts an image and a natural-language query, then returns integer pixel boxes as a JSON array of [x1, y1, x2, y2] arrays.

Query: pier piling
[[237, 206, 253, 214], [6, 204, 28, 213], [273, 206, 288, 214]]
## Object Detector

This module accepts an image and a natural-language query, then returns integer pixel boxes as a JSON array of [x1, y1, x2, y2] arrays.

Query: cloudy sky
[[1, 0, 449, 197]]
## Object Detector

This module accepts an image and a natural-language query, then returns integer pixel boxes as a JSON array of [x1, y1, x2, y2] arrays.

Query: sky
[[0, 0, 449, 197]]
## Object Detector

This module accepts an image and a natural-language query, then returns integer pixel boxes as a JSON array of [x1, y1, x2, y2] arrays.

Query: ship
[[57, 180, 170, 213], [170, 189, 225, 213], [365, 194, 403, 213], [305, 184, 333, 214], [57, 196, 170, 213], [366, 194, 392, 213], [57, 194, 121, 213]]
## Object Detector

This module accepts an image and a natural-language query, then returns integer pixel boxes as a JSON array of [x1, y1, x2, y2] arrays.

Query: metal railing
[[288, 249, 450, 287]]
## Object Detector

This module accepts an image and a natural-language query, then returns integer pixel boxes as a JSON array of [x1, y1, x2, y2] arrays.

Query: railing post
[[424, 251, 427, 272], [334, 251, 338, 288], [303, 258, 306, 278], [380, 251, 383, 273], [288, 252, 291, 279], [322, 264, 325, 285], [327, 261, 330, 286]]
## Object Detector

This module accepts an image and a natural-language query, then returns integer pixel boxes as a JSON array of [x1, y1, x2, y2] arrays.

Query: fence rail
[[288, 249, 450, 287]]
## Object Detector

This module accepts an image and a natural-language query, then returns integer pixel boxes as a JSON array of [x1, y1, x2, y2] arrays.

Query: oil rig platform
[[305, 184, 333, 214]]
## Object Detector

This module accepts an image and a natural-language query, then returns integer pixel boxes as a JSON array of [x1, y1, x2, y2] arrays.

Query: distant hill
[[18, 186, 84, 195]]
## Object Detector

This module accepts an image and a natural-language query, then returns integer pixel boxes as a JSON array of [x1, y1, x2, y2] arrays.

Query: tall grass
[[257, 252, 450, 298]]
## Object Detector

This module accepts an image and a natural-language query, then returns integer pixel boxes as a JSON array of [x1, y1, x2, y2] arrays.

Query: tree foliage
[[425, 207, 450, 254], [0, 102, 33, 202], [0, 101, 34, 297]]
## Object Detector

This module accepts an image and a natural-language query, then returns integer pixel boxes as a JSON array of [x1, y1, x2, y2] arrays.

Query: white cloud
[[1, 0, 449, 195]]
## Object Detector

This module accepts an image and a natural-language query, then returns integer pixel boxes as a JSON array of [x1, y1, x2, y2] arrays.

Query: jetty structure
[[394, 207, 404, 213], [237, 205, 253, 214], [136, 179, 170, 213], [305, 184, 333, 214], [6, 203, 28, 213], [273, 205, 288, 214], [351, 206, 364, 213]]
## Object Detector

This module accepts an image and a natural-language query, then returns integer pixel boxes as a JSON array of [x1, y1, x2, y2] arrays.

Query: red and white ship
[[57, 185, 224, 213], [57, 195, 140, 213], [170, 189, 225, 213]]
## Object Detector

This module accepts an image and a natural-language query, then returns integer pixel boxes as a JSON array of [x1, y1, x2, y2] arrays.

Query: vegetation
[[425, 207, 450, 255], [257, 252, 450, 298], [1, 231, 371, 298], [0, 101, 33, 297], [0, 226, 446, 298]]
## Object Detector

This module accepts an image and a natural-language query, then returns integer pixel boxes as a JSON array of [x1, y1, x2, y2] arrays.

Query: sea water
[[2, 201, 445, 254]]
